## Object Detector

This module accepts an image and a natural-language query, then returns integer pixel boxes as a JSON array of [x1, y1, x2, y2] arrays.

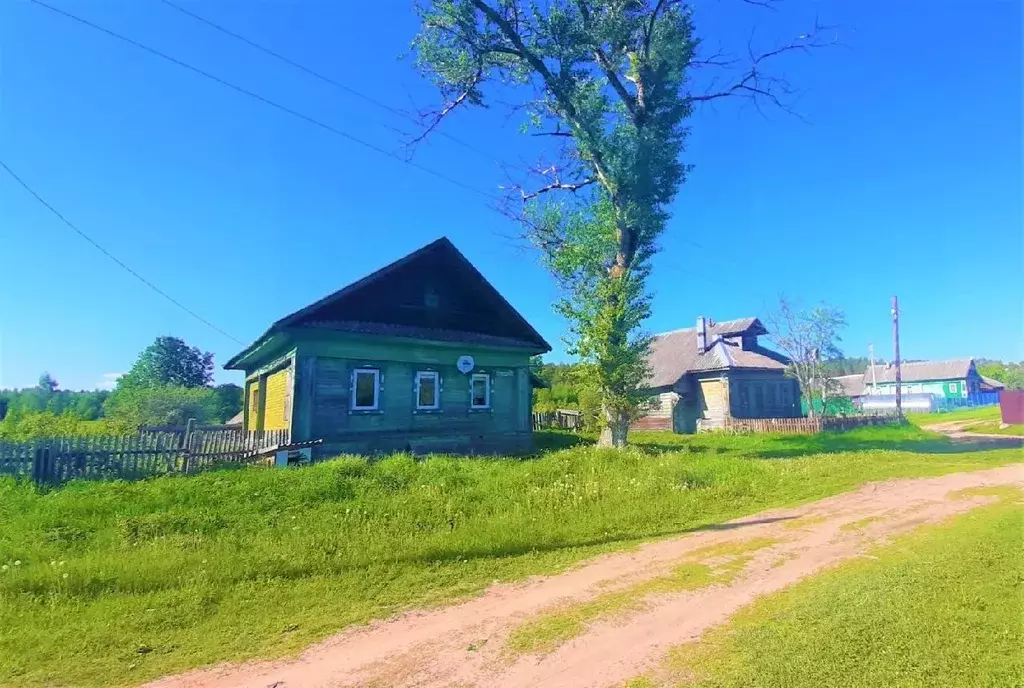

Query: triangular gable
[[226, 238, 550, 369]]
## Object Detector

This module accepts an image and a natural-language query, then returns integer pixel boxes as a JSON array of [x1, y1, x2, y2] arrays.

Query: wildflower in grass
[[62, 573, 69, 579], [14, 560, 21, 566], [1, 565, 7, 571]]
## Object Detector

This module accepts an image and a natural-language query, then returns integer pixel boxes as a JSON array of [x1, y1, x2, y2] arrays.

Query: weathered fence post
[[31, 441, 54, 486], [182, 418, 196, 473]]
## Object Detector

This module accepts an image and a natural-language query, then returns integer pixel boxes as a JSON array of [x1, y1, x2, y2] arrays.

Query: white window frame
[[351, 368, 380, 411], [470, 373, 491, 409], [415, 370, 441, 410]]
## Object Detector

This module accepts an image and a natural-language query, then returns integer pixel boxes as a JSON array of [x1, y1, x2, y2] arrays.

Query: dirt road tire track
[[146, 465, 1023, 688]]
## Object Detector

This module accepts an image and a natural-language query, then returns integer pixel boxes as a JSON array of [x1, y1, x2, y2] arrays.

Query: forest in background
[[0, 336, 243, 441]]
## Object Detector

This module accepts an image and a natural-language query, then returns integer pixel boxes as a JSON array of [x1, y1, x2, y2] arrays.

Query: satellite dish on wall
[[456, 355, 475, 374]]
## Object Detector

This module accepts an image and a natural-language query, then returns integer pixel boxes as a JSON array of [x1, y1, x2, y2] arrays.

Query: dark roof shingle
[[646, 318, 787, 388], [865, 359, 974, 384]]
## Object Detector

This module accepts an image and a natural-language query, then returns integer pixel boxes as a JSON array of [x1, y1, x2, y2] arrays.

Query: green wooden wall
[[241, 330, 535, 455]]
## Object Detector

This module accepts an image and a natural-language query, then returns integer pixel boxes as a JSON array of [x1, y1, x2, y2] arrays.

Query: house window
[[352, 368, 380, 410], [766, 384, 777, 409], [470, 373, 491, 409], [416, 371, 440, 410], [948, 382, 957, 393]]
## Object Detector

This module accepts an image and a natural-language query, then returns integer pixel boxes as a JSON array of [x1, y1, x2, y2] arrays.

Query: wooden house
[[634, 317, 800, 433], [225, 238, 551, 456]]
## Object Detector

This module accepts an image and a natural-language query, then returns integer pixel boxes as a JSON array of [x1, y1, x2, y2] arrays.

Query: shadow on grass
[[404, 515, 797, 568]]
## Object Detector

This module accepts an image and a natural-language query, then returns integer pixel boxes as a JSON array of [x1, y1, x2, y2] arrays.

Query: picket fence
[[532, 409, 583, 432], [0, 424, 291, 485], [720, 415, 895, 434]]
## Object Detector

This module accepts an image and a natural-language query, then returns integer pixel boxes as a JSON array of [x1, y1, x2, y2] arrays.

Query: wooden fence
[[720, 415, 896, 434], [533, 409, 583, 432], [0, 425, 291, 486]]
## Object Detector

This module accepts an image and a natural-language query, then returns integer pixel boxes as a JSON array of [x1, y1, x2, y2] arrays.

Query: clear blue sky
[[1, 0, 1021, 391]]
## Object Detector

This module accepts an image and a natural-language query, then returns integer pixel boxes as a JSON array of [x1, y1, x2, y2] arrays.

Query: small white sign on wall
[[456, 355, 475, 374]]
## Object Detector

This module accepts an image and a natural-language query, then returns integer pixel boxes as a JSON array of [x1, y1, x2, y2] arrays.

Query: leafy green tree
[[118, 336, 214, 389], [412, 1, 828, 445], [37, 372, 59, 393], [212, 383, 244, 423], [103, 386, 221, 427], [766, 298, 847, 418], [977, 360, 1024, 390]]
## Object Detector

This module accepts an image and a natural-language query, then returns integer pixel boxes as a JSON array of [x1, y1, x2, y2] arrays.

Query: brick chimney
[[697, 316, 708, 353]]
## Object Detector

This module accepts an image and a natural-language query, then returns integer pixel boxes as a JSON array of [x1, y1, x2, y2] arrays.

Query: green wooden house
[[225, 238, 551, 456]]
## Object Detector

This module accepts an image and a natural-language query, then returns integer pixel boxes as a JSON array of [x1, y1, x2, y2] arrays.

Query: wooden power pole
[[891, 296, 902, 419]]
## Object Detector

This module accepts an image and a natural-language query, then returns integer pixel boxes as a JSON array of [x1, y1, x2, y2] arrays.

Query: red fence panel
[[999, 390, 1024, 425]]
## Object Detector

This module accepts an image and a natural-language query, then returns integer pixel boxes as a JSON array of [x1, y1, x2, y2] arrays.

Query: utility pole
[[891, 296, 902, 419], [868, 343, 877, 394]]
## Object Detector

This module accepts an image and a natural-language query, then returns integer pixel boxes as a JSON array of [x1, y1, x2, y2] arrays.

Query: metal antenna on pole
[[891, 296, 902, 420]]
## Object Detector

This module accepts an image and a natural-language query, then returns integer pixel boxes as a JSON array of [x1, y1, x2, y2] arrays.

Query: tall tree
[[412, 0, 830, 446], [118, 336, 214, 389], [766, 298, 846, 418], [37, 372, 58, 393]]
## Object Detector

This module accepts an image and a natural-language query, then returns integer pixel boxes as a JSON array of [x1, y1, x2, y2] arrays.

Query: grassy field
[[906, 405, 1001, 426], [641, 487, 1024, 687], [1, 425, 1020, 687]]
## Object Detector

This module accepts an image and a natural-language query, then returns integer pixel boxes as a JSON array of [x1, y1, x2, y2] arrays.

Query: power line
[[0, 159, 245, 345], [157, 0, 508, 167], [28, 0, 502, 205]]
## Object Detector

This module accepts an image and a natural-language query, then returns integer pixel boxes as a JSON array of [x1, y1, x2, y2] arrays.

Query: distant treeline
[[0, 336, 244, 441]]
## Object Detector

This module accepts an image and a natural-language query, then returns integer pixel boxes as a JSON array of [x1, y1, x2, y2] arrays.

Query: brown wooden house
[[634, 317, 800, 433]]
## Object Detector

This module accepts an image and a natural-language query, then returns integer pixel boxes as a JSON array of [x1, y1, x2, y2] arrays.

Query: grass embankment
[[636, 487, 1024, 687], [0, 425, 1019, 686]]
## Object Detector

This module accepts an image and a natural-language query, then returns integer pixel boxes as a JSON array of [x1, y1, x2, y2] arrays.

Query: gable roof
[[646, 318, 788, 388], [865, 359, 975, 384], [831, 374, 866, 398], [225, 237, 550, 369], [980, 375, 1005, 391]]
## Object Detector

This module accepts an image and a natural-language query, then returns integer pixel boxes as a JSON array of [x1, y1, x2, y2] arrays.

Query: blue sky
[[1, 0, 1021, 391]]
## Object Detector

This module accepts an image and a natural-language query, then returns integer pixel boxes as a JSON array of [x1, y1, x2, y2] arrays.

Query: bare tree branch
[[688, 20, 837, 116]]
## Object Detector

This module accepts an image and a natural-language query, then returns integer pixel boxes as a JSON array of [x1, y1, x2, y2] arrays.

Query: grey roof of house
[[226, 411, 244, 426], [831, 374, 866, 398], [865, 359, 974, 384], [980, 375, 1006, 390], [646, 318, 788, 388]]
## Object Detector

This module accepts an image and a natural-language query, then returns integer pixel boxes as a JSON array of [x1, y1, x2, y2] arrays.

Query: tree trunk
[[597, 408, 630, 448]]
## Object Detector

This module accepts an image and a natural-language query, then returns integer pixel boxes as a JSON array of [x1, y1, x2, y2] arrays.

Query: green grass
[[906, 405, 1001, 426], [0, 425, 1019, 686], [650, 488, 1024, 687], [962, 420, 1024, 436], [506, 537, 777, 656]]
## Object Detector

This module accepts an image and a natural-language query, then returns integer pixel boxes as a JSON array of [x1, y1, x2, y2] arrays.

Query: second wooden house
[[635, 316, 800, 432]]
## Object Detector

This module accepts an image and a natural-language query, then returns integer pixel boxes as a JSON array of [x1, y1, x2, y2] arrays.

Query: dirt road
[[147, 465, 1023, 688]]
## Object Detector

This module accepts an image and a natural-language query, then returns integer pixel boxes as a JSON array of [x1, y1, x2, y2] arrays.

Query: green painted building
[[861, 359, 986, 399], [225, 238, 551, 456]]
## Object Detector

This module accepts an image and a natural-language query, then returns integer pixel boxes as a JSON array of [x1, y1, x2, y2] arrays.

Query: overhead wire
[[156, 0, 510, 167], [0, 159, 245, 345], [28, 0, 503, 205], [26, 0, 712, 282]]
